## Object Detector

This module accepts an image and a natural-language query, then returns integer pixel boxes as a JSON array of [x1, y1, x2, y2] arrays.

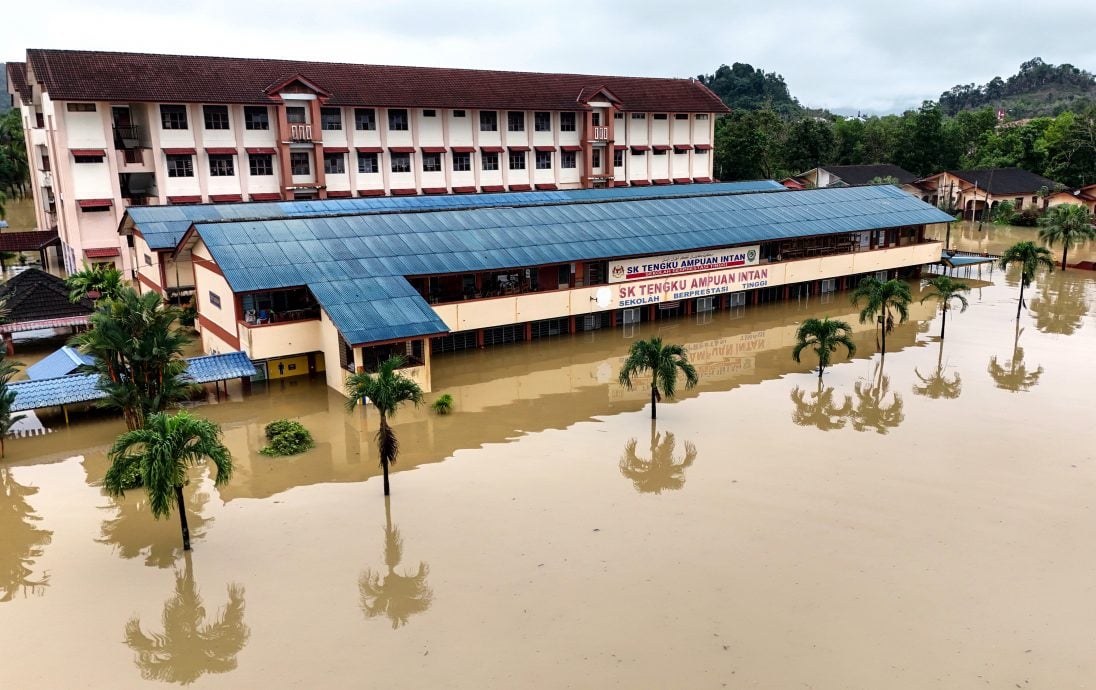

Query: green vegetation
[[0, 352, 25, 457], [345, 355, 425, 496], [999, 242, 1055, 319], [103, 411, 233, 551], [430, 393, 453, 415], [65, 262, 126, 303], [1037, 203, 1096, 268], [938, 58, 1095, 118], [259, 419, 315, 457], [0, 109, 29, 202], [919, 276, 971, 339], [618, 337, 699, 420], [697, 62, 802, 117], [851, 277, 912, 357], [792, 318, 856, 379]]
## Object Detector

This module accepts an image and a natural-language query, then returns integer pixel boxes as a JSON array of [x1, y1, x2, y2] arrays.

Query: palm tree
[[359, 497, 433, 628], [792, 317, 856, 379], [345, 355, 424, 496], [124, 552, 249, 684], [70, 287, 195, 430], [988, 324, 1043, 392], [851, 277, 911, 357], [1037, 203, 1096, 269], [102, 411, 233, 551], [64, 262, 126, 303], [0, 353, 25, 457], [919, 275, 970, 339], [618, 337, 699, 420], [98, 487, 213, 568], [913, 341, 962, 400], [0, 468, 53, 602], [790, 382, 853, 431], [999, 241, 1055, 320], [619, 423, 698, 493], [850, 361, 904, 435]]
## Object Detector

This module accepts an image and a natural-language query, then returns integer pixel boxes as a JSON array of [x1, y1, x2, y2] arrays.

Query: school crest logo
[[612, 265, 626, 279], [747, 249, 757, 262]]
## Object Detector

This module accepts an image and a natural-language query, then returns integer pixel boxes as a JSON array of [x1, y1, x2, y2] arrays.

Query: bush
[[992, 200, 1019, 225], [259, 419, 315, 456], [431, 393, 454, 415], [1014, 208, 1041, 226]]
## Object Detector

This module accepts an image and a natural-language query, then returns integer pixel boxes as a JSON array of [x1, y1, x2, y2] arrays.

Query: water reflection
[[0, 469, 53, 601], [98, 485, 214, 568], [790, 383, 853, 431], [851, 362, 905, 434], [359, 497, 433, 629], [988, 325, 1044, 393], [619, 423, 698, 493], [1031, 271, 1089, 336], [124, 552, 249, 684], [913, 342, 962, 400]]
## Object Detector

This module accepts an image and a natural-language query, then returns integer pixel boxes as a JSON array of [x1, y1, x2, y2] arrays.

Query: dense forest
[[938, 58, 1095, 118]]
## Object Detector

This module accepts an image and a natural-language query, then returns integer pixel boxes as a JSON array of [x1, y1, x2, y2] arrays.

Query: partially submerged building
[[786, 164, 921, 197], [915, 168, 1063, 218]]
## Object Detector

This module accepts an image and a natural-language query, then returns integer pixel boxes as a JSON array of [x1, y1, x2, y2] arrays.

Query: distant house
[[0, 268, 95, 353], [785, 164, 921, 196], [1044, 183, 1096, 214], [915, 168, 1063, 219]]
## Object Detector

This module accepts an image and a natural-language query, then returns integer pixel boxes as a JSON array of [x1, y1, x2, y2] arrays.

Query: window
[[675, 114, 689, 120], [534, 112, 551, 132], [209, 292, 221, 309], [613, 149, 623, 167], [208, 154, 235, 176], [631, 113, 646, 120], [480, 111, 498, 132], [249, 153, 273, 176], [695, 114, 709, 120], [653, 148, 667, 156], [453, 110, 466, 117], [591, 113, 601, 126], [320, 107, 342, 130], [66, 103, 95, 112], [481, 151, 499, 171], [695, 148, 708, 156], [244, 106, 269, 130], [560, 112, 576, 131], [286, 107, 306, 124], [422, 152, 442, 172], [204, 105, 230, 130], [74, 154, 104, 164], [452, 151, 471, 171], [323, 152, 345, 175], [144, 253, 153, 266], [166, 154, 193, 177], [591, 149, 601, 168], [561, 150, 577, 169], [290, 152, 310, 175], [358, 152, 379, 174], [354, 108, 376, 131], [614, 112, 624, 120], [653, 113, 668, 120], [631, 148, 646, 156], [535, 151, 552, 169], [423, 109, 436, 117], [388, 109, 408, 131], [160, 105, 188, 130], [391, 152, 411, 173], [508, 150, 526, 170], [507, 111, 525, 132]]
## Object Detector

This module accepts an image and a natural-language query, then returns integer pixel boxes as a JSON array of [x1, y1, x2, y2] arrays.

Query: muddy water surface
[[2, 265, 1095, 689]]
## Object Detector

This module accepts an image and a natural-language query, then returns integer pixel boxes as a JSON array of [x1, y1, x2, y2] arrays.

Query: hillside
[[696, 63, 803, 117], [938, 58, 1095, 118]]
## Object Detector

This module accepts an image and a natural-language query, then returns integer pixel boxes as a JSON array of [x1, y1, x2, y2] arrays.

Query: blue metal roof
[[190, 185, 955, 345], [183, 351, 257, 383], [125, 181, 787, 250], [25, 346, 94, 380], [940, 253, 996, 267]]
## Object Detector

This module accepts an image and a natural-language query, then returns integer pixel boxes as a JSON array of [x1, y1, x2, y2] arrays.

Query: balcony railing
[[289, 123, 314, 142], [591, 126, 609, 141], [112, 125, 142, 149]]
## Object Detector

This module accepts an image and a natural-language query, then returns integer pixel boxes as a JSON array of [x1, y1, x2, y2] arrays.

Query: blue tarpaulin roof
[[189, 185, 955, 346], [25, 346, 94, 380], [124, 181, 787, 250]]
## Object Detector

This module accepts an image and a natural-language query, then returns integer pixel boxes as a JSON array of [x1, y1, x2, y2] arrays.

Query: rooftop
[[0, 268, 94, 324], [818, 164, 919, 186], [924, 168, 1062, 195], [5, 62, 27, 104]]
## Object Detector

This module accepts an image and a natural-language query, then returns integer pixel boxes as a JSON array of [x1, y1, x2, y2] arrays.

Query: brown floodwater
[[2, 262, 1095, 689], [928, 220, 1096, 264]]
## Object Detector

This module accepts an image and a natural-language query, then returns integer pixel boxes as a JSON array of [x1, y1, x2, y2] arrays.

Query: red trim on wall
[[421, 146, 447, 153], [249, 192, 282, 201], [673, 144, 693, 151], [451, 146, 476, 153], [357, 189, 385, 197], [389, 146, 416, 153], [162, 147, 197, 155], [652, 145, 672, 151], [534, 145, 556, 152], [630, 180, 652, 187], [630, 145, 651, 152], [205, 147, 238, 155], [480, 185, 505, 192], [356, 146, 383, 153], [323, 146, 349, 153], [85, 247, 120, 258], [421, 187, 448, 195], [167, 195, 203, 204], [612, 181, 629, 187], [209, 193, 243, 202], [672, 177, 693, 184], [561, 145, 582, 152], [508, 184, 532, 191], [534, 183, 558, 190], [70, 148, 106, 157], [326, 190, 352, 198], [451, 185, 477, 193], [613, 145, 627, 151], [507, 145, 530, 152], [198, 313, 241, 350], [245, 147, 277, 155], [480, 146, 504, 153], [693, 144, 713, 151], [191, 254, 225, 277], [653, 178, 672, 185], [136, 271, 165, 296], [390, 188, 418, 196], [77, 198, 112, 208], [692, 176, 714, 183]]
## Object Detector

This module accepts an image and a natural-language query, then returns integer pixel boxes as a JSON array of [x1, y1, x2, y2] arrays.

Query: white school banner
[[614, 265, 777, 308], [609, 245, 760, 283]]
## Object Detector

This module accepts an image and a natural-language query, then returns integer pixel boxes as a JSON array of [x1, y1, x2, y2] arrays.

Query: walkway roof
[[26, 346, 94, 380], [184, 184, 955, 346], [939, 253, 997, 268], [122, 181, 787, 250]]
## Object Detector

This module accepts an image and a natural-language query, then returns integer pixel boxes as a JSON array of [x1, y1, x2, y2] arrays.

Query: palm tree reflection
[[988, 324, 1044, 392], [0, 469, 53, 602], [1031, 271, 1089, 336], [359, 497, 433, 629], [851, 360, 905, 434], [913, 341, 962, 400], [790, 382, 853, 431], [99, 485, 213, 568], [124, 552, 249, 685], [619, 422, 698, 493]]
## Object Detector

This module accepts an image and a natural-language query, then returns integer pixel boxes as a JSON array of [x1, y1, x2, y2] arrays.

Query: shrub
[[992, 200, 1018, 225], [431, 393, 454, 415], [1014, 208, 1041, 226], [259, 419, 315, 456]]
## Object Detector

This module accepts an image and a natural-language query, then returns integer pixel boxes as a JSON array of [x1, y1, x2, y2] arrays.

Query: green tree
[[64, 262, 126, 303], [919, 275, 971, 339], [0, 110, 30, 199], [791, 317, 856, 379], [0, 352, 25, 457], [1037, 203, 1095, 268], [851, 277, 912, 357], [344, 355, 424, 496], [999, 241, 1055, 319], [619, 424, 698, 494], [70, 288, 195, 430], [714, 109, 786, 180], [897, 101, 945, 175], [618, 337, 699, 420], [102, 411, 233, 551], [359, 497, 433, 628], [783, 118, 836, 174]]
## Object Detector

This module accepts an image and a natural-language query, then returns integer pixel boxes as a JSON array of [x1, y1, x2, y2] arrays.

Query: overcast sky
[[7, 0, 1096, 114]]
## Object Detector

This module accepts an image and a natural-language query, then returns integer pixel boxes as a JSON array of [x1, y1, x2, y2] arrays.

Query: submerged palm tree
[[359, 497, 433, 628], [792, 317, 856, 379], [64, 262, 126, 303], [1037, 203, 1096, 269], [919, 275, 970, 339], [98, 487, 213, 568], [850, 361, 904, 435], [988, 324, 1043, 392], [0, 468, 53, 602], [345, 355, 424, 497], [618, 337, 699, 420], [851, 277, 911, 357], [102, 411, 233, 551], [999, 241, 1055, 320], [913, 341, 962, 400], [790, 382, 853, 431], [619, 423, 698, 494], [124, 552, 249, 685]]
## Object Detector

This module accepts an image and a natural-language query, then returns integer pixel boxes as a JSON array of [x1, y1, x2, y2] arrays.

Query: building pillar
[[476, 328, 485, 349], [648, 304, 656, 321], [3, 333, 12, 356]]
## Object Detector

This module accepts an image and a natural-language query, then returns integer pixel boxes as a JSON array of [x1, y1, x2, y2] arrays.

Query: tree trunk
[[940, 306, 948, 339], [1016, 281, 1025, 320], [175, 484, 191, 551], [650, 384, 657, 420], [880, 315, 887, 357], [1063, 246, 1069, 270], [380, 415, 392, 496]]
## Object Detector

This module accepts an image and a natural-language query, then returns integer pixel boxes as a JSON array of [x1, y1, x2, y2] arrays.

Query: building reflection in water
[[0, 469, 53, 602], [123, 552, 249, 685], [913, 341, 962, 400], [988, 325, 1044, 393], [790, 382, 854, 431], [98, 485, 214, 568], [851, 361, 905, 434], [619, 422, 698, 493], [359, 497, 433, 629]]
